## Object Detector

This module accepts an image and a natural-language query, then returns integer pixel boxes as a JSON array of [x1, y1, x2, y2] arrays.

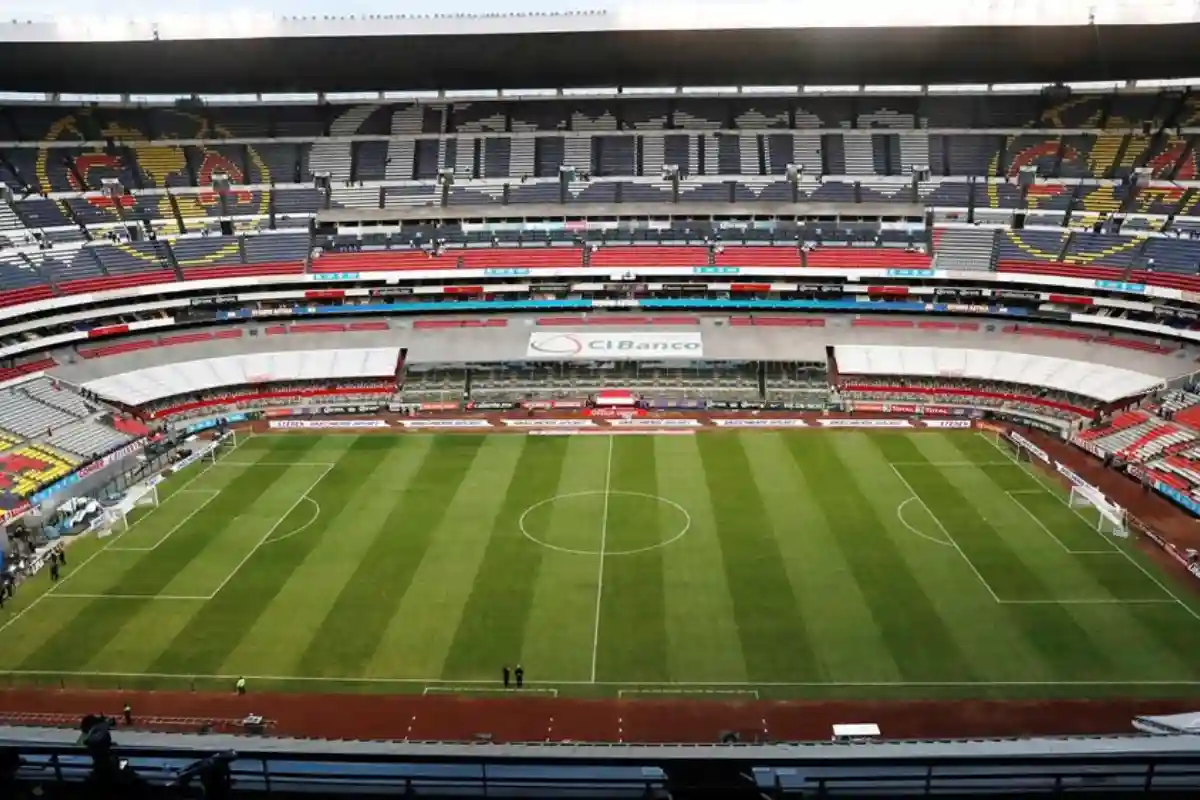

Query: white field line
[[888, 463, 1002, 602], [977, 432, 1200, 622], [0, 434, 256, 636], [259, 496, 321, 546], [204, 464, 334, 599], [2, 669, 1200, 688], [214, 462, 337, 467], [104, 435, 250, 548], [590, 434, 613, 684], [997, 598, 1177, 605], [894, 497, 954, 548], [1002, 489, 1075, 554], [618, 688, 760, 699], [107, 489, 221, 552], [422, 686, 559, 697], [980, 433, 1118, 555], [48, 594, 210, 601], [891, 462, 1017, 467]]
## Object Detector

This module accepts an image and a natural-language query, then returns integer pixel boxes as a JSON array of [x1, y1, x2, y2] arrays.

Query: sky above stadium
[[2, 0, 1187, 27], [2, 0, 600, 15]]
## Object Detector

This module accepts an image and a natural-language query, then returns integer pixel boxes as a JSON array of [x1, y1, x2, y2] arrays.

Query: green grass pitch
[[2, 429, 1200, 701]]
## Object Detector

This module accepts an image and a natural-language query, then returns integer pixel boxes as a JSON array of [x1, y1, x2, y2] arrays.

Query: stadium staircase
[[932, 226, 997, 271]]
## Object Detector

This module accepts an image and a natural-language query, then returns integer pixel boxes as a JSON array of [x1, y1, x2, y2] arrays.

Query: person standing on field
[[514, 664, 524, 689], [502, 665, 511, 688], [236, 677, 246, 696]]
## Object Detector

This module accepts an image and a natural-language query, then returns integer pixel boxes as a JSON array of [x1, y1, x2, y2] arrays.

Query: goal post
[[203, 430, 238, 464], [98, 480, 160, 537], [1068, 485, 1129, 538]]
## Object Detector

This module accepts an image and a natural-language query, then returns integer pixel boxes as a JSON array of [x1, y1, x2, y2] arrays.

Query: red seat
[[805, 248, 932, 268], [79, 340, 158, 359], [0, 286, 53, 308], [590, 246, 706, 268], [713, 246, 803, 267], [61, 273, 175, 295], [182, 262, 303, 281], [159, 332, 215, 347]]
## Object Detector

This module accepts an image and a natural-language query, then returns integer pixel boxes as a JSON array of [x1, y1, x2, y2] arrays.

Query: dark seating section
[[0, 93, 1198, 305]]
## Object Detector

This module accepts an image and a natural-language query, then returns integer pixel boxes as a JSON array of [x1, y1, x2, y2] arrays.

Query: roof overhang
[[2, 24, 1199, 94]]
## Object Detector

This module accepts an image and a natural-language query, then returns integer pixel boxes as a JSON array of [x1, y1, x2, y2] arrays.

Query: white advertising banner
[[713, 418, 809, 427], [922, 420, 973, 429], [270, 419, 390, 429], [397, 419, 493, 428], [816, 419, 914, 428], [526, 331, 704, 360], [501, 419, 596, 427], [607, 418, 702, 427]]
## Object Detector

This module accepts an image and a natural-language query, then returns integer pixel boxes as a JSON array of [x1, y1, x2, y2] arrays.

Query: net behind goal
[[1068, 485, 1129, 538]]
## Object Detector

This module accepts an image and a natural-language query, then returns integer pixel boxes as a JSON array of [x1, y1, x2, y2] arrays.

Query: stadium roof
[[2, 3, 1200, 94]]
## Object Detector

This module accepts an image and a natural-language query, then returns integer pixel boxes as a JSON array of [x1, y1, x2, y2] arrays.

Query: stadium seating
[[804, 247, 931, 268], [0, 444, 78, 499]]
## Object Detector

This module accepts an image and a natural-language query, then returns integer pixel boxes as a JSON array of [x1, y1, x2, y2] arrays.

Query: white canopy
[[83, 347, 399, 405], [835, 345, 1163, 403]]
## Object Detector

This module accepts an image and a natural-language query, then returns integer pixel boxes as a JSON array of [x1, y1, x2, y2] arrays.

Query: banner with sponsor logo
[[713, 418, 809, 427], [1008, 432, 1051, 465], [419, 402, 461, 412], [522, 399, 588, 410], [526, 331, 703, 360], [588, 407, 647, 418], [851, 402, 959, 416], [270, 419, 390, 430], [923, 420, 973, 429], [607, 418, 702, 427], [396, 419, 493, 429], [501, 419, 596, 428], [817, 419, 913, 428], [467, 401, 520, 411], [76, 437, 149, 480]]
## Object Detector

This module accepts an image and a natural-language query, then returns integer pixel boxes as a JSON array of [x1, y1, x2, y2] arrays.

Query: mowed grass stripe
[[217, 438, 436, 677], [744, 433, 902, 682], [595, 437, 669, 682], [655, 436, 747, 683], [697, 434, 820, 682], [873, 434, 1120, 681], [440, 436, 572, 679], [364, 437, 530, 678], [294, 436, 483, 677], [144, 436, 355, 675], [16, 445, 319, 673], [517, 439, 612, 682], [795, 433, 981, 683]]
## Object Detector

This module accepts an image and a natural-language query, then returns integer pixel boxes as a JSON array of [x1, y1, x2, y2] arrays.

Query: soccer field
[[2, 429, 1200, 701]]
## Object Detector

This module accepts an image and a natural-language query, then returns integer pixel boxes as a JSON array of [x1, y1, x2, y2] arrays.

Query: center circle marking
[[518, 490, 692, 556]]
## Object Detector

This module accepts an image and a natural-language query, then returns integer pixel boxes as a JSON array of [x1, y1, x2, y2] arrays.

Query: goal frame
[[1068, 485, 1129, 538]]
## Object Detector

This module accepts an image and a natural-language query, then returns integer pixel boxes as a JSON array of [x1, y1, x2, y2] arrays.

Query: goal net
[[206, 430, 239, 462], [99, 480, 161, 537], [1068, 485, 1129, 538]]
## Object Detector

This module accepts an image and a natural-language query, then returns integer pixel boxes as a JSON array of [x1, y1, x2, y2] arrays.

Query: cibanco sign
[[526, 332, 704, 360]]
